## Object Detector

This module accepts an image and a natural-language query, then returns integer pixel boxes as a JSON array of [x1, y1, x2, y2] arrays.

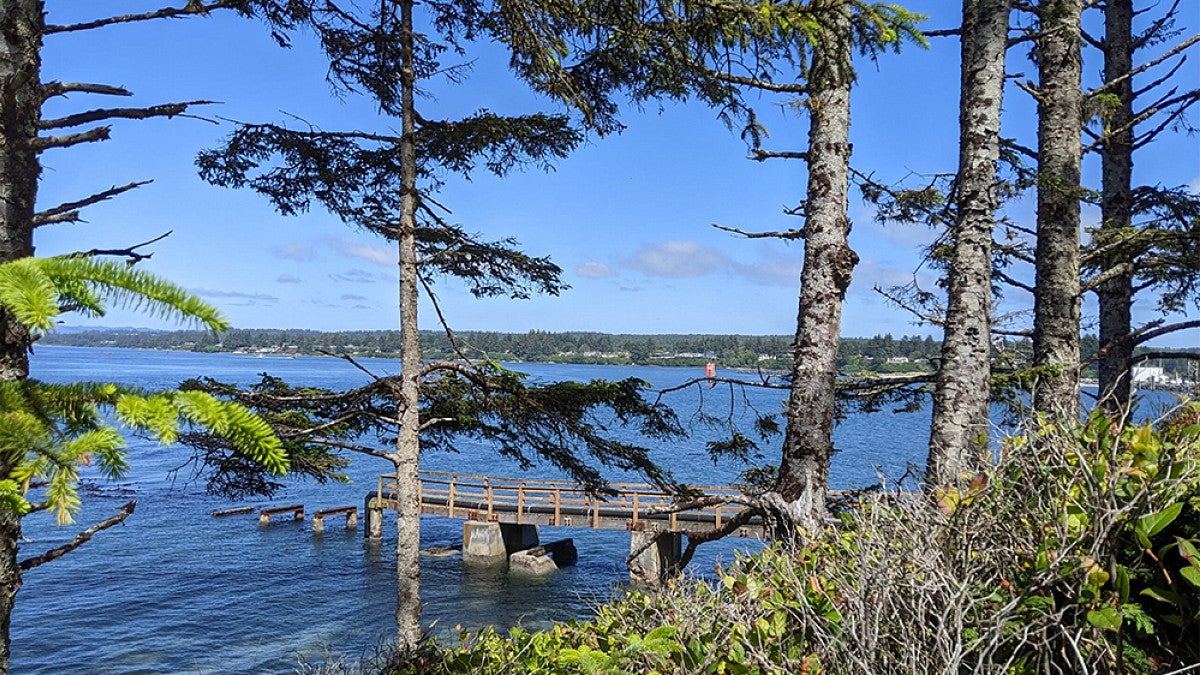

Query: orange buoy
[[705, 362, 716, 378]]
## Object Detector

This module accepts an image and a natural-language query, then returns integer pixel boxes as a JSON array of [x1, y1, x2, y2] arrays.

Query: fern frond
[[41, 257, 229, 331], [0, 411, 54, 468], [46, 464, 81, 525], [171, 391, 289, 474], [0, 480, 31, 517], [0, 259, 60, 331], [63, 428, 128, 480], [116, 394, 181, 445]]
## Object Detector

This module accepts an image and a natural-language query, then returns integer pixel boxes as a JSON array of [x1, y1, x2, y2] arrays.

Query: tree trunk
[[927, 0, 1011, 486], [775, 1, 856, 534], [0, 0, 40, 381], [1096, 0, 1134, 413], [0, 2, 42, 671], [1031, 0, 1083, 421], [392, 0, 423, 653]]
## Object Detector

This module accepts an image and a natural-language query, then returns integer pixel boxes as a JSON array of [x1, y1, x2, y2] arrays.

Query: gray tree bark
[[927, 0, 1011, 486], [1032, 0, 1083, 421], [0, 2, 41, 671], [393, 0, 423, 653], [1096, 0, 1134, 413], [775, 0, 856, 534]]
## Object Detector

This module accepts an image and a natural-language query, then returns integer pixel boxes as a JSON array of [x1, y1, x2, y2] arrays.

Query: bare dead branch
[[45, 0, 249, 34], [1085, 88, 1199, 154], [706, 69, 809, 94], [1015, 80, 1042, 102], [1090, 33, 1200, 98], [68, 231, 172, 264], [302, 436, 397, 462], [40, 82, 133, 100], [749, 149, 809, 162], [40, 101, 214, 130], [712, 223, 804, 240], [19, 501, 136, 571], [34, 180, 152, 227], [1131, 320, 1200, 347], [995, 270, 1037, 294], [34, 126, 111, 151], [418, 273, 474, 365], [1131, 350, 1200, 365]]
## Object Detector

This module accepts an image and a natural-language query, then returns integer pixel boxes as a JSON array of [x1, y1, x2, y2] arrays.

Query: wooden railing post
[[553, 487, 561, 526], [485, 478, 493, 519], [448, 476, 457, 519], [632, 492, 640, 528], [517, 482, 526, 523]]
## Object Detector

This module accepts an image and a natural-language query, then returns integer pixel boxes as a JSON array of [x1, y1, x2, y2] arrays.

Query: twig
[[19, 501, 136, 571], [33, 180, 152, 227]]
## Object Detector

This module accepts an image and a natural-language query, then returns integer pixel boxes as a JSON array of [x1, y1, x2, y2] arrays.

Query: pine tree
[[927, 0, 1011, 487], [195, 0, 685, 650]]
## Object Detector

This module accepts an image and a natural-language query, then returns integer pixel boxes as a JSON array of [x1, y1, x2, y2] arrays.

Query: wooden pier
[[371, 471, 766, 538]]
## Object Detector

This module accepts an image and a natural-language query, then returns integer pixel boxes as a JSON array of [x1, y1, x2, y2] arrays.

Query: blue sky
[[35, 2, 1199, 346]]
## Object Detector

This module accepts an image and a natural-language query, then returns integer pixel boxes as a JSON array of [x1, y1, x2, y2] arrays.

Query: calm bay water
[[12, 346, 956, 673]]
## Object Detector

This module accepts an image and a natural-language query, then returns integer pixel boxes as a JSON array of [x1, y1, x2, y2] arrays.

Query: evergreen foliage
[[0, 257, 286, 524]]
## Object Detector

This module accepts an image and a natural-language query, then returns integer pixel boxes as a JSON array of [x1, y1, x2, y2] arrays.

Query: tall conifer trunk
[[0, 2, 41, 671], [393, 0, 423, 652], [775, 0, 856, 533], [1096, 0, 1134, 413], [1032, 0, 1083, 421], [927, 0, 1010, 486]]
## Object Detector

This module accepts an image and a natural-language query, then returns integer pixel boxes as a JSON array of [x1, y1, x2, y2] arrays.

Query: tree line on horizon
[[38, 328, 1200, 378]]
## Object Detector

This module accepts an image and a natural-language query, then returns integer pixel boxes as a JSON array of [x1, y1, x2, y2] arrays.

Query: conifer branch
[[34, 181, 153, 227], [19, 501, 136, 571]]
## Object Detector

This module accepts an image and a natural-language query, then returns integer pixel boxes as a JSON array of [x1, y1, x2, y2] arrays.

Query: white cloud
[[576, 261, 615, 278], [276, 274, 302, 284], [330, 268, 396, 284], [847, 258, 935, 299], [193, 288, 278, 304], [340, 293, 368, 301], [623, 240, 729, 278], [324, 235, 396, 267], [274, 242, 316, 261], [731, 253, 802, 287]]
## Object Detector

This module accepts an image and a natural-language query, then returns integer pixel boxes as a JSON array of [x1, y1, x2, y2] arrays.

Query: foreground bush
[[366, 402, 1199, 674]]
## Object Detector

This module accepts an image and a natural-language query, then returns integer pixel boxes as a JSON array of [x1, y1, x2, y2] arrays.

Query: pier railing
[[376, 471, 766, 537]]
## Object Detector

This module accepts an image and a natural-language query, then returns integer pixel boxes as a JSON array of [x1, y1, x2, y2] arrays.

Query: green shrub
[[380, 401, 1200, 674]]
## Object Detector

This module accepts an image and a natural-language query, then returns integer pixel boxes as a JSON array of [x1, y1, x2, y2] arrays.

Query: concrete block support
[[628, 530, 683, 586], [462, 521, 539, 565], [509, 538, 578, 576], [364, 493, 383, 541]]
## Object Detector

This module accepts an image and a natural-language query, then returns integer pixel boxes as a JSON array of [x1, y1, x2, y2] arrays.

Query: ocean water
[[15, 346, 1178, 673]]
